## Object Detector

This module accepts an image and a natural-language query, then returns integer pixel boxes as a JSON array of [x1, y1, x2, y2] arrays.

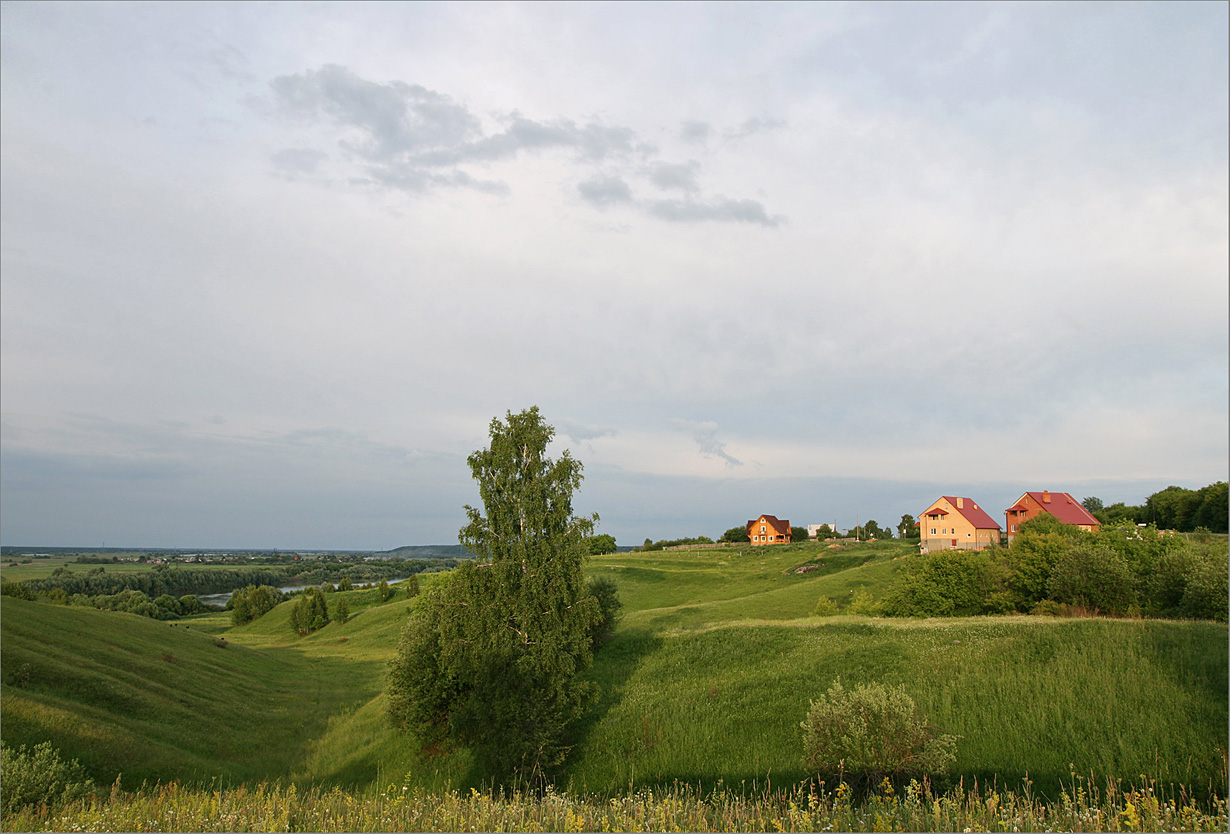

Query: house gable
[[746, 513, 791, 545]]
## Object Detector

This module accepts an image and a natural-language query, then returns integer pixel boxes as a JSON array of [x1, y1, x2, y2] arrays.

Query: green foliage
[[813, 524, 836, 541], [586, 575, 623, 647], [800, 679, 956, 783], [0, 741, 95, 814], [291, 587, 331, 636], [586, 534, 618, 554], [720, 526, 750, 543], [334, 594, 350, 625], [378, 577, 391, 602], [790, 526, 808, 543], [388, 407, 602, 780], [1, 580, 37, 600], [847, 589, 880, 616], [231, 585, 283, 627], [812, 596, 840, 616], [338, 576, 354, 592], [402, 573, 421, 598], [880, 551, 1006, 617], [1046, 544, 1136, 615]]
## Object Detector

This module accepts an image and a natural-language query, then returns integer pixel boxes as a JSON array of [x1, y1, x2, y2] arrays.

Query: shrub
[[0, 741, 95, 814], [812, 596, 840, 616], [847, 590, 880, 616], [1179, 556, 1229, 622], [586, 575, 623, 648], [880, 551, 1005, 617], [1046, 544, 1135, 615], [801, 679, 956, 785], [0, 581, 36, 601]]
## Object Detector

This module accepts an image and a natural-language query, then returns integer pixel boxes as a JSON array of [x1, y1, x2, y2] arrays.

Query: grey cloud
[[271, 64, 480, 160], [680, 120, 712, 143], [265, 65, 781, 220], [413, 113, 636, 166], [557, 420, 618, 443], [648, 197, 784, 227], [271, 147, 328, 176], [577, 175, 633, 206], [725, 116, 786, 139], [648, 160, 701, 193], [673, 419, 742, 467]]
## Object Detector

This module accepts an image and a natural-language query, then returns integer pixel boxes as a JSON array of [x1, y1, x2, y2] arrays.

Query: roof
[[1015, 491, 1101, 527], [747, 514, 789, 528], [923, 496, 1001, 530]]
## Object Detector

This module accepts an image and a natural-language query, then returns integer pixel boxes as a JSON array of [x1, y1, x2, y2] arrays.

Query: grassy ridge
[[0, 597, 367, 787], [565, 618, 1227, 799], [2, 539, 1226, 810]]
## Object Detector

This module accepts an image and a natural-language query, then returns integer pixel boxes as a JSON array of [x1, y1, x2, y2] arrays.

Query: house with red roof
[[747, 514, 790, 545], [919, 496, 1002, 553], [1004, 490, 1101, 542]]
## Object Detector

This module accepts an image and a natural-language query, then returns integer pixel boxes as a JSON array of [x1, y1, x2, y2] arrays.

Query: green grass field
[[2, 540, 1226, 810]]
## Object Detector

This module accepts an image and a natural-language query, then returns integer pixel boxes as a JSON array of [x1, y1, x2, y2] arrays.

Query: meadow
[[2, 539, 1227, 831]]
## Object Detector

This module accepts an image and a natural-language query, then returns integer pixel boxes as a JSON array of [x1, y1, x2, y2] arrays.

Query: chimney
[[1042, 491, 1051, 504], [957, 497, 964, 509]]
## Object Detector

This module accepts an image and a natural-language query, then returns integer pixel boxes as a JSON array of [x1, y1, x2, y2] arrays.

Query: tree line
[[9, 559, 455, 599], [1083, 481, 1228, 533]]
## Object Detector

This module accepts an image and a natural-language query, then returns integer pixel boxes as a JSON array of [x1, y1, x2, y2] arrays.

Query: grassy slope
[[3, 540, 1226, 801], [0, 597, 365, 787]]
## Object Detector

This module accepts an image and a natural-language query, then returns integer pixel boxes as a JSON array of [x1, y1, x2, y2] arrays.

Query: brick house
[[919, 496, 1002, 553], [747, 514, 791, 545], [1004, 490, 1101, 543]]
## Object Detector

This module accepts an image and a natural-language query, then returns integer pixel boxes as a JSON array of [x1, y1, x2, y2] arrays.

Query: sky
[[2, 1, 1227, 550]]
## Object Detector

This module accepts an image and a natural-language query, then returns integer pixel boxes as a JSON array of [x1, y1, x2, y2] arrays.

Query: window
[[930, 528, 936, 535]]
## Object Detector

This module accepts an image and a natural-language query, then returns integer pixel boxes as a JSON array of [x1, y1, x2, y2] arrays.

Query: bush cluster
[[229, 585, 283, 626], [0, 742, 95, 814], [881, 516, 1228, 621], [800, 678, 956, 785]]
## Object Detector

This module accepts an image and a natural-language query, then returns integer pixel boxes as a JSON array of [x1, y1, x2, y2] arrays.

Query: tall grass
[[5, 773, 1226, 832]]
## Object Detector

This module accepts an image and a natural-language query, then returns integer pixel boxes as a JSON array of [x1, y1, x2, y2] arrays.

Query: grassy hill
[[2, 540, 1226, 805]]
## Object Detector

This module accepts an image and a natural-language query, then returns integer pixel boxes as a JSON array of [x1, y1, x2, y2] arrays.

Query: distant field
[[2, 539, 1225, 806]]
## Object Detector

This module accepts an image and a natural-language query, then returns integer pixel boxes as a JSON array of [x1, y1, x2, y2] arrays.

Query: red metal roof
[[942, 496, 1002, 531], [1016, 491, 1101, 527]]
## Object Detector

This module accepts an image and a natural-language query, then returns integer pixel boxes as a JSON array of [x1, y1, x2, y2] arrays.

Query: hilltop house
[[919, 496, 1002, 553], [747, 514, 790, 545], [1004, 490, 1101, 543]]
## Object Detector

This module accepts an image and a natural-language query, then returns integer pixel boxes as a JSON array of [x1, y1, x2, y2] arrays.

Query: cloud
[[680, 120, 712, 143], [672, 419, 742, 468], [271, 147, 328, 177], [263, 65, 782, 223], [648, 160, 701, 193], [577, 175, 633, 206], [647, 197, 784, 227], [725, 117, 786, 139]]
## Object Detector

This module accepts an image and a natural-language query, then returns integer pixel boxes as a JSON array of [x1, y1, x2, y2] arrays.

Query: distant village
[[746, 489, 1101, 552]]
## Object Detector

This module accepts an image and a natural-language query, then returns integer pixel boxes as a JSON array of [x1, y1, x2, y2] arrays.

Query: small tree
[[801, 679, 956, 786], [334, 594, 350, 624], [291, 587, 330, 636], [403, 573, 421, 598], [387, 407, 602, 780], [587, 534, 618, 554], [791, 526, 808, 542], [721, 526, 751, 543], [378, 577, 391, 602]]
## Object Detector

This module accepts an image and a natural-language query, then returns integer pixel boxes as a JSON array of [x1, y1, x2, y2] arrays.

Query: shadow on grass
[[559, 627, 663, 785]]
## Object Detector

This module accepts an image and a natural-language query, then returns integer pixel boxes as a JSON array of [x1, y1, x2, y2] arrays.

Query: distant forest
[[1087, 482, 1227, 533]]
